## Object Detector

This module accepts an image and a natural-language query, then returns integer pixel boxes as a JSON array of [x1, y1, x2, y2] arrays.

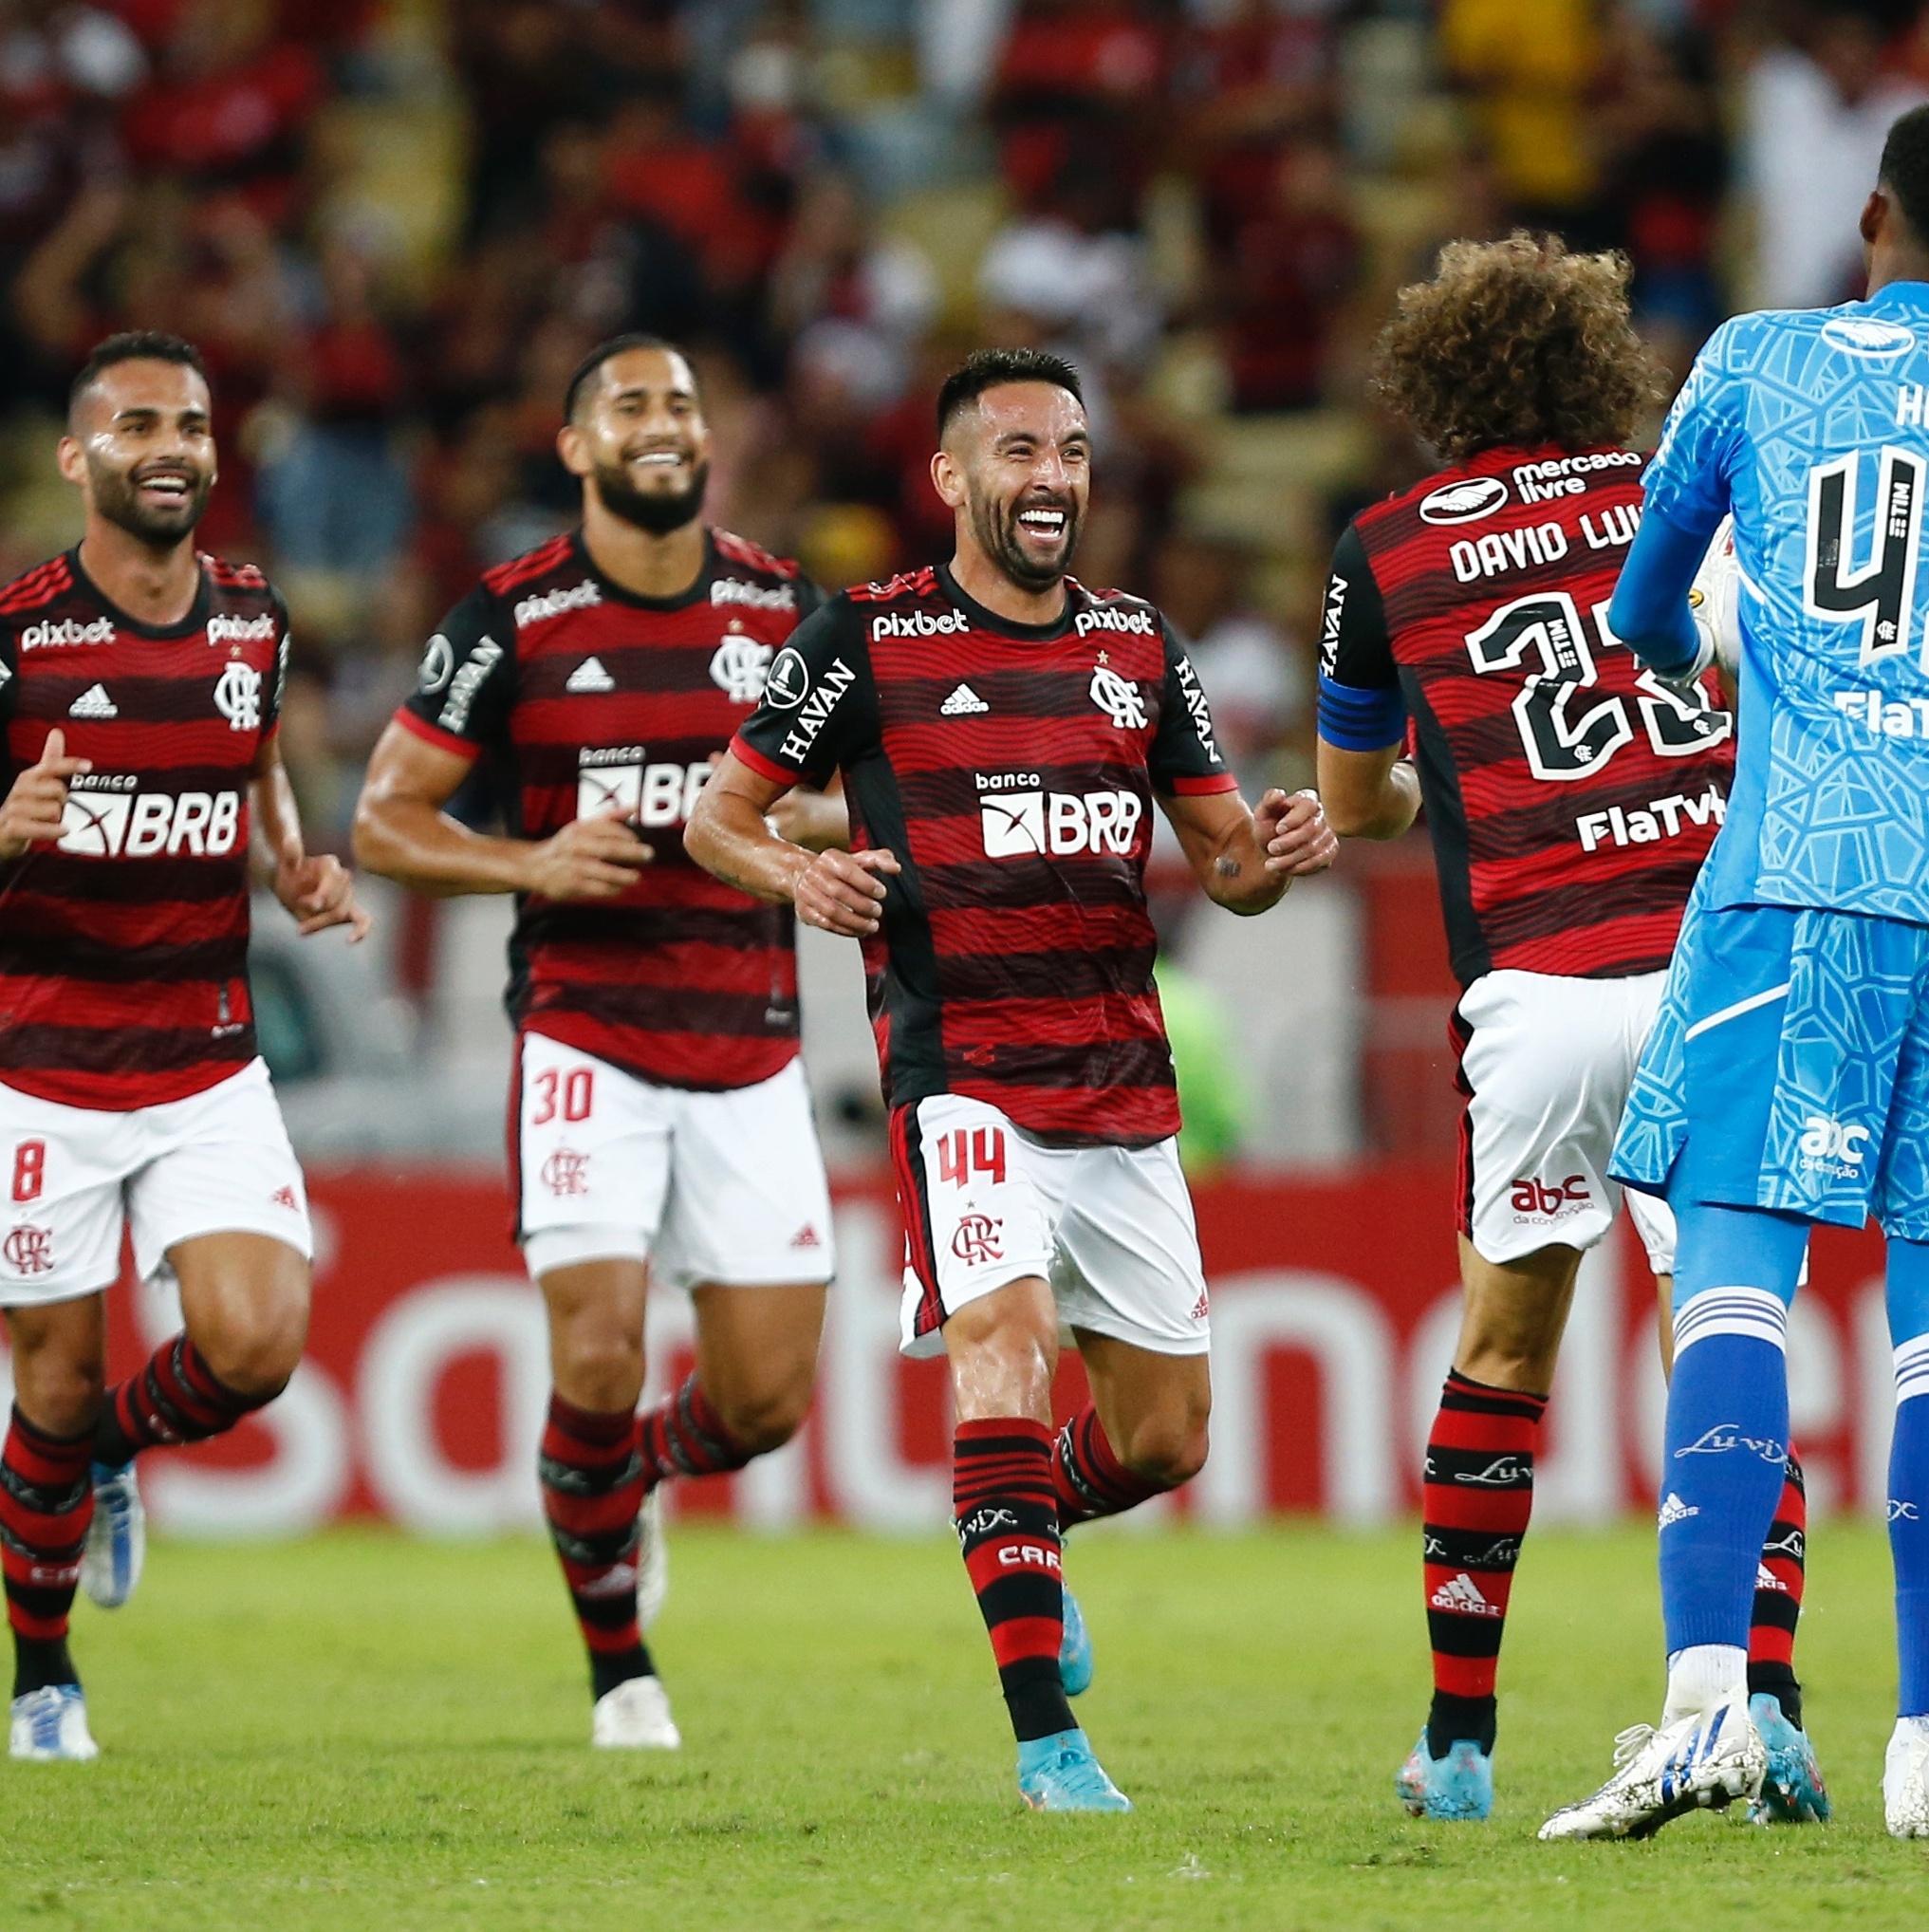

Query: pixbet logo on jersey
[[514, 580, 601, 628], [977, 773, 1144, 858], [1073, 605, 1156, 639], [20, 617, 115, 649], [206, 613, 278, 646], [57, 777, 242, 857], [869, 608, 968, 642]]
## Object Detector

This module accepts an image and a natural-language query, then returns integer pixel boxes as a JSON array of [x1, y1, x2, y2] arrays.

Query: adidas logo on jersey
[[790, 1225, 822, 1249], [1659, 1492, 1699, 1530], [1755, 1561, 1790, 1593], [940, 682, 989, 715], [1428, 1572, 1500, 1617], [68, 683, 117, 719], [566, 657, 616, 694]]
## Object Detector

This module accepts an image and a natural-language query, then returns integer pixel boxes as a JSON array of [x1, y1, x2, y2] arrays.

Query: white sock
[[1662, 1643, 1748, 1725]]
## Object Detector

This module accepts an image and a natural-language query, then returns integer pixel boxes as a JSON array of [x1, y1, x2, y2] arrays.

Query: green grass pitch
[[7, 1521, 1926, 1929]]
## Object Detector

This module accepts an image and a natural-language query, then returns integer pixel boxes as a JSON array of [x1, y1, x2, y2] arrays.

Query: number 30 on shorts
[[10, 1140, 45, 1203], [530, 1068, 594, 1126]]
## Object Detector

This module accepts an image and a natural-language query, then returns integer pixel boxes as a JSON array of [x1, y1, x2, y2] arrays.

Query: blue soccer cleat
[[81, 1460, 144, 1610], [1749, 1693, 1831, 1824], [1060, 1585, 1093, 1698], [1397, 1731, 1493, 1821], [9, 1685, 98, 1762], [1017, 1729, 1132, 1811]]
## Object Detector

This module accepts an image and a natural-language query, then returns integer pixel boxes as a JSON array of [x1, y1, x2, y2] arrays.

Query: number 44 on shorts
[[937, 1127, 1006, 1189]]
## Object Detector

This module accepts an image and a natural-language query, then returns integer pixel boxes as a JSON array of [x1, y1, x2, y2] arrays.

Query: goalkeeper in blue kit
[[1542, 104, 1929, 1843]]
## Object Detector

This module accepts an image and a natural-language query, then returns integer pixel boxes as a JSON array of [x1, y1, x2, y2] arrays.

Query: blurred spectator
[[1217, 135, 1357, 412], [1743, 0, 1928, 307]]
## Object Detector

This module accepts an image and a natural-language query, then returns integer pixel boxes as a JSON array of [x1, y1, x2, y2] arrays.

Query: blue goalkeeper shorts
[[1611, 882, 1929, 1239]]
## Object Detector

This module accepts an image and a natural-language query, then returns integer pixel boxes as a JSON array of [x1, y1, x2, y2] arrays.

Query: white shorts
[[1456, 969, 1676, 1273], [892, 1093, 1211, 1360], [515, 1034, 834, 1291], [0, 1058, 312, 1308]]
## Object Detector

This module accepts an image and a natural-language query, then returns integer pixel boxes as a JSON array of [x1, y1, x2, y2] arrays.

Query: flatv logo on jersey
[[1088, 661, 1148, 730], [21, 617, 115, 649], [213, 660, 263, 732], [206, 613, 277, 646], [1419, 475, 1509, 525], [977, 772, 1143, 858], [439, 636, 503, 734], [514, 580, 601, 627], [710, 635, 773, 704], [58, 777, 242, 857], [711, 578, 794, 612], [1821, 315, 1917, 358]]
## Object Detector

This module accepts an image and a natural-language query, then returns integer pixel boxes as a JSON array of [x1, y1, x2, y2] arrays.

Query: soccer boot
[[591, 1674, 680, 1750], [9, 1686, 99, 1763], [1748, 1693, 1830, 1824], [1884, 1716, 1929, 1838], [1397, 1731, 1493, 1822], [1060, 1585, 1093, 1698], [81, 1460, 145, 1610], [636, 1487, 668, 1633], [1017, 1728, 1132, 1811], [1538, 1700, 1764, 1841]]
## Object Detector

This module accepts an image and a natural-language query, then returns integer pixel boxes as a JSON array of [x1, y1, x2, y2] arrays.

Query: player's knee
[[1118, 1410, 1209, 1489], [195, 1287, 307, 1398], [714, 1376, 811, 1456], [14, 1358, 103, 1440], [551, 1328, 644, 1414]]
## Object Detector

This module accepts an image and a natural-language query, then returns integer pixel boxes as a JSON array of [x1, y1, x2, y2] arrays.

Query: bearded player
[[1315, 238, 1826, 1824], [686, 346, 1336, 1811], [354, 335, 843, 1752], [0, 331, 368, 1761]]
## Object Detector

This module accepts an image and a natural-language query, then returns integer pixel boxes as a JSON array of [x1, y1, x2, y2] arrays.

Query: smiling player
[[353, 334, 840, 1751], [0, 331, 368, 1761], [686, 346, 1336, 1811]]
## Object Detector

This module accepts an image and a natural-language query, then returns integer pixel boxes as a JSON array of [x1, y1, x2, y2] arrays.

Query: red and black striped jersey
[[397, 528, 822, 1091], [1318, 444, 1735, 985], [730, 564, 1237, 1146], [0, 548, 287, 1109]]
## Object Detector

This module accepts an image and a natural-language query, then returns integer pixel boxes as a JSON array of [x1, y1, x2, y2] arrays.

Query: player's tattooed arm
[[1314, 740, 1420, 840], [687, 752, 898, 937], [250, 734, 372, 940], [1159, 786, 1336, 914], [353, 720, 653, 901], [0, 728, 90, 860]]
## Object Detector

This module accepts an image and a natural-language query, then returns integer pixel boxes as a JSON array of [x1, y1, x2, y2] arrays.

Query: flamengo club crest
[[3, 1226, 53, 1275], [951, 1213, 1004, 1264], [541, 1147, 592, 1197], [709, 635, 774, 704], [213, 660, 264, 733], [1088, 659, 1147, 730]]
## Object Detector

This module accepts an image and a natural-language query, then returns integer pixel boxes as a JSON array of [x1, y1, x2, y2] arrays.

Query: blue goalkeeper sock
[[1659, 1200, 1807, 1694], [1887, 1237, 1929, 1718]]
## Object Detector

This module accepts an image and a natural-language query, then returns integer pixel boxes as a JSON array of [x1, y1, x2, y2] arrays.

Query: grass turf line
[[3, 1522, 1923, 1929]]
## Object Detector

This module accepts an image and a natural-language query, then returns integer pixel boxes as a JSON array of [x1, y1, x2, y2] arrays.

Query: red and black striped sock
[[1421, 1369, 1548, 1757], [2, 1406, 93, 1697], [539, 1394, 655, 1700], [637, 1374, 753, 1490], [955, 1417, 1072, 1743], [1748, 1451, 1808, 1727], [1053, 1403, 1165, 1528], [93, 1333, 275, 1467]]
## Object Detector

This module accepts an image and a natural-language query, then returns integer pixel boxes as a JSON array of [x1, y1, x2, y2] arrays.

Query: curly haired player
[[1314, 237, 1824, 1825]]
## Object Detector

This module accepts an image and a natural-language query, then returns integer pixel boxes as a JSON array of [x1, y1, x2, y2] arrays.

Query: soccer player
[[352, 335, 841, 1752], [0, 331, 367, 1761], [684, 346, 1336, 1810], [1315, 237, 1825, 1824], [1541, 105, 1929, 1843]]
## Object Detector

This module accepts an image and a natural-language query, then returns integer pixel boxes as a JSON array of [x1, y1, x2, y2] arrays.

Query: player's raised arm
[[250, 733, 371, 940], [685, 751, 897, 936]]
